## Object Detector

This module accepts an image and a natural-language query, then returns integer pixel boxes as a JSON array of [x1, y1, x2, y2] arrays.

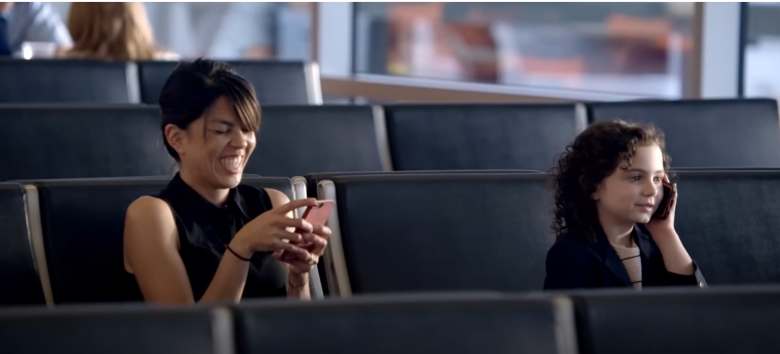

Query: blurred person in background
[[0, 2, 72, 56], [60, 2, 177, 61]]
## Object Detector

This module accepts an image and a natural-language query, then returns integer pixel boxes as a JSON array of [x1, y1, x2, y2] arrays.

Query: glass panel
[[743, 3, 780, 97], [354, 3, 694, 98]]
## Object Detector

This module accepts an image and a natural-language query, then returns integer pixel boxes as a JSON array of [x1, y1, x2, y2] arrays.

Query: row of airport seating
[[2, 287, 780, 354], [1, 98, 779, 181], [0, 59, 321, 105], [0, 176, 306, 306], [3, 170, 780, 306]]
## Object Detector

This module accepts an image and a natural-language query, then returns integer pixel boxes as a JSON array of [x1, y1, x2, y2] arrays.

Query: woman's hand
[[229, 198, 320, 260], [273, 224, 331, 274]]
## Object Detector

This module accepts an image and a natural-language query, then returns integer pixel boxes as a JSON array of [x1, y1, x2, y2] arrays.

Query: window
[[743, 3, 780, 97], [353, 3, 694, 98], [49, 2, 313, 60]]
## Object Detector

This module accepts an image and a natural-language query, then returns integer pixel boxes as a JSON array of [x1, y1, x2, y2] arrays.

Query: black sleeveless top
[[157, 173, 287, 299]]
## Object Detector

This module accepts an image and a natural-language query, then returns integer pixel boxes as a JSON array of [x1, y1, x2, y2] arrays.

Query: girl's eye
[[630, 175, 642, 182], [211, 128, 229, 134], [653, 176, 662, 183]]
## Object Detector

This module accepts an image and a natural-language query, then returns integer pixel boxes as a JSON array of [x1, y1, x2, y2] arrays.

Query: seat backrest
[[0, 59, 137, 103], [0, 304, 227, 354], [29, 176, 293, 304], [138, 60, 318, 104], [573, 286, 780, 354], [674, 170, 780, 284], [319, 172, 553, 295], [248, 105, 389, 176], [588, 99, 780, 168], [0, 105, 173, 180], [384, 104, 584, 171], [0, 183, 45, 305], [234, 294, 577, 354]]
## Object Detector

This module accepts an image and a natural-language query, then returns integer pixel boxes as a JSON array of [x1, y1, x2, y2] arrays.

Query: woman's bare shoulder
[[263, 188, 290, 208], [127, 195, 171, 217], [125, 195, 177, 244]]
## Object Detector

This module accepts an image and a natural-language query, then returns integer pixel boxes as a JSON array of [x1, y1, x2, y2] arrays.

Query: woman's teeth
[[220, 156, 242, 172]]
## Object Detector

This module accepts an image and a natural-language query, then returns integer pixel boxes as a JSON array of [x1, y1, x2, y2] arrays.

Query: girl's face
[[592, 144, 666, 228], [175, 96, 257, 191]]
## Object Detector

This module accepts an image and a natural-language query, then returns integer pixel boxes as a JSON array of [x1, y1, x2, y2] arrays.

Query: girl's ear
[[164, 124, 186, 158], [591, 183, 602, 201]]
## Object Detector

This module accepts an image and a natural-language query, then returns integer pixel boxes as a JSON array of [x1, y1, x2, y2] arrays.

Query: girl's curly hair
[[551, 120, 671, 241]]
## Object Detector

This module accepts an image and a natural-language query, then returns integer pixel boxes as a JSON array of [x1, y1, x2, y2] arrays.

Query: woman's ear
[[164, 124, 186, 157]]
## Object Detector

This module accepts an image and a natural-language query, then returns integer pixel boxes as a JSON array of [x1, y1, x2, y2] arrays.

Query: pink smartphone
[[287, 200, 334, 251], [301, 200, 335, 227]]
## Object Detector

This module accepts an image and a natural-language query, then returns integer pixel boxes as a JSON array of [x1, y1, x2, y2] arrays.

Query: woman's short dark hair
[[551, 120, 671, 241], [159, 59, 260, 161]]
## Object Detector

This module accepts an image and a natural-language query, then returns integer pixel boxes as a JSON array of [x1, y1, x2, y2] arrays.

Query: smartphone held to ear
[[652, 181, 674, 220]]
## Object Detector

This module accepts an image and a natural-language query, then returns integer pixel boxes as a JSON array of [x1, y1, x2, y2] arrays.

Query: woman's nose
[[230, 131, 249, 147]]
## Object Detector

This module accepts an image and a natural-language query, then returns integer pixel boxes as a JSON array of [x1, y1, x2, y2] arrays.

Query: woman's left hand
[[273, 224, 331, 274]]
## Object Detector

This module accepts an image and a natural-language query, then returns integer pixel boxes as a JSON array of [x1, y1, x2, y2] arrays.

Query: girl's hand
[[646, 176, 678, 238]]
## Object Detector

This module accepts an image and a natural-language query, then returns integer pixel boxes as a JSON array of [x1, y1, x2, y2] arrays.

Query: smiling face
[[592, 144, 666, 229], [170, 96, 256, 192]]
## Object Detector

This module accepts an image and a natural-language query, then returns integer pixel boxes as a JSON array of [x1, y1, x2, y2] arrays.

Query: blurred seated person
[[0, 2, 72, 56], [60, 2, 177, 61]]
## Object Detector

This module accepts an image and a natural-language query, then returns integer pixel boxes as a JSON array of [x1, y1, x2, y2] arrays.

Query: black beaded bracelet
[[226, 244, 251, 262]]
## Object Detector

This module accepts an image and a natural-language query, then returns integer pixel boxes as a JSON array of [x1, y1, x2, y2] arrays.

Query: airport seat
[[26, 176, 295, 304], [572, 286, 780, 354], [317, 172, 553, 296], [234, 293, 577, 354], [0, 104, 172, 181], [588, 99, 780, 168], [0, 183, 45, 305], [0, 59, 139, 103], [248, 105, 389, 177], [673, 170, 780, 284], [138, 60, 321, 104], [384, 104, 585, 171], [0, 304, 227, 354]]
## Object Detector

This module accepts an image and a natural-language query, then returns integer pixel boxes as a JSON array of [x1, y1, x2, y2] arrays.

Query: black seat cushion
[[138, 60, 311, 104], [249, 105, 385, 176], [0, 183, 45, 305], [0, 59, 134, 103], [33, 176, 292, 304], [235, 294, 574, 354], [0, 304, 221, 354], [0, 105, 173, 180], [573, 286, 780, 354], [385, 104, 581, 171], [328, 172, 553, 293], [589, 99, 780, 168], [674, 170, 780, 284]]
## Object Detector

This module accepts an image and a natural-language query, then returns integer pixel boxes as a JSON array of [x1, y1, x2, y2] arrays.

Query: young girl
[[544, 120, 706, 289]]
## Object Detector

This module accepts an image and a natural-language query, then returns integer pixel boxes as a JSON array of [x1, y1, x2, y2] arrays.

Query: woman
[[544, 120, 706, 290], [123, 59, 329, 303], [61, 2, 176, 60]]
